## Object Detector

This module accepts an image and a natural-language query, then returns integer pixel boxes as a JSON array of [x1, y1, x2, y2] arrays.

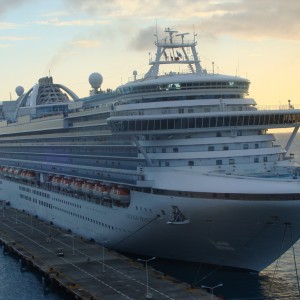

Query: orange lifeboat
[[61, 177, 72, 188], [19, 170, 26, 179], [26, 171, 35, 180], [70, 179, 84, 191], [13, 169, 21, 178], [100, 185, 110, 198], [82, 181, 95, 194], [7, 168, 14, 177], [109, 186, 130, 203], [93, 182, 103, 197], [52, 176, 63, 187]]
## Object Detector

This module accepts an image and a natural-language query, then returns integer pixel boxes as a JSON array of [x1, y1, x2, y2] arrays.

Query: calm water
[[1, 132, 300, 300], [0, 248, 64, 300]]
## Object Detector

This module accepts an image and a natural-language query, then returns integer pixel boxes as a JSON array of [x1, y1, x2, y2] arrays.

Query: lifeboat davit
[[61, 177, 72, 188], [7, 168, 14, 177], [82, 181, 95, 194], [93, 182, 103, 196], [70, 179, 84, 191], [52, 176, 63, 187], [2, 167, 8, 176], [101, 185, 110, 198], [13, 169, 21, 178], [26, 171, 36, 180], [20, 170, 27, 179], [109, 186, 130, 203]]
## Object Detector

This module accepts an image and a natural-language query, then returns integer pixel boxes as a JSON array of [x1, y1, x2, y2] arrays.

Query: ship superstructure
[[1, 28, 300, 272]]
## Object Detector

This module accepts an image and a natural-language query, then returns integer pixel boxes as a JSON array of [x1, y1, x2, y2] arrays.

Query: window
[[188, 161, 194, 166], [173, 148, 178, 153], [179, 108, 184, 114], [229, 159, 235, 164], [216, 160, 222, 165], [263, 157, 268, 162], [208, 146, 214, 151], [255, 144, 259, 149], [223, 146, 229, 151], [165, 162, 169, 167], [243, 144, 249, 149], [254, 157, 259, 163]]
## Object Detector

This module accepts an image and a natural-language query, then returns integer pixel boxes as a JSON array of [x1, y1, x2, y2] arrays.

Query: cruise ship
[[1, 28, 300, 272]]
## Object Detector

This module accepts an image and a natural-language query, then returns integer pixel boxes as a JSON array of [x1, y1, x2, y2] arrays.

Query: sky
[[1, 0, 300, 108]]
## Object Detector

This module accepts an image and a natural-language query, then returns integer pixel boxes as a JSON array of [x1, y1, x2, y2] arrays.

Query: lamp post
[[102, 240, 109, 272], [31, 214, 33, 233], [201, 283, 223, 300], [137, 257, 156, 299], [72, 235, 75, 256], [102, 244, 105, 272]]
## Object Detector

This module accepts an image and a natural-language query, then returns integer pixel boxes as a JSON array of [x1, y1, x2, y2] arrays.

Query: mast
[[145, 28, 203, 79]]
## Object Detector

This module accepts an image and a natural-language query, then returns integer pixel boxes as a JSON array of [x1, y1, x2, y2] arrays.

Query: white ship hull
[[2, 174, 300, 272]]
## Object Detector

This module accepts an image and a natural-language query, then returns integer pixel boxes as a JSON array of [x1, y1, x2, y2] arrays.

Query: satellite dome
[[15, 86, 24, 96], [89, 72, 103, 89]]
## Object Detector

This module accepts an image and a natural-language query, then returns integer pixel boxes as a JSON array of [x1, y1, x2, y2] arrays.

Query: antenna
[[193, 24, 196, 42], [155, 19, 158, 43], [175, 33, 189, 43]]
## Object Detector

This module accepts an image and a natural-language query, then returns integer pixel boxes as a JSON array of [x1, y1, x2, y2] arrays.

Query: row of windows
[[32, 189, 50, 199], [150, 188, 300, 201], [111, 113, 300, 133], [19, 186, 50, 200], [19, 191, 130, 233], [117, 81, 249, 95], [20, 194, 52, 208], [19, 186, 31, 193], [158, 155, 269, 167], [1, 146, 137, 155], [147, 142, 262, 154], [52, 196, 81, 208], [52, 205, 130, 233]]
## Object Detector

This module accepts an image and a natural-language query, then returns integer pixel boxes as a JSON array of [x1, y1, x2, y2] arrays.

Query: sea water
[[0, 248, 64, 300], [1, 132, 300, 300]]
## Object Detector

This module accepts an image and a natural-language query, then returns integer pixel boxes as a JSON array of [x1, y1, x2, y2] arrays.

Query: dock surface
[[0, 205, 212, 299]]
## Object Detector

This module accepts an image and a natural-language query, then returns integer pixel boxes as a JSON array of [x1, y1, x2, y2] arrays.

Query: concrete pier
[[0, 205, 212, 300]]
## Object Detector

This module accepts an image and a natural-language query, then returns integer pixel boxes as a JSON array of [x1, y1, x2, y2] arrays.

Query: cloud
[[0, 36, 36, 41], [35, 18, 107, 27], [61, 0, 300, 41], [196, 0, 300, 41], [72, 39, 101, 48], [0, 0, 36, 15], [129, 26, 157, 51], [0, 22, 21, 30]]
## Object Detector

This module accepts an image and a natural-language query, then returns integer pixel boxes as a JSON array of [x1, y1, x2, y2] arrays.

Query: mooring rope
[[289, 224, 300, 296], [267, 223, 289, 299]]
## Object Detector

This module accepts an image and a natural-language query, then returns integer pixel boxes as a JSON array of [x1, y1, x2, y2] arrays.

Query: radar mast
[[145, 28, 202, 78]]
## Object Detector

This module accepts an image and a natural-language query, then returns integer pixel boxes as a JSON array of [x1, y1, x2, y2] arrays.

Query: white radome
[[15, 86, 24, 96], [89, 72, 103, 89]]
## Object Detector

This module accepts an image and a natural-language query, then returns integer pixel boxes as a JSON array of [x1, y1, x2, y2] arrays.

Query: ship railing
[[256, 104, 300, 110]]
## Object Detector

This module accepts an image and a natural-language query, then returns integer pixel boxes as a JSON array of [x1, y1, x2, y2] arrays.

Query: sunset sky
[[1, 0, 300, 108]]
